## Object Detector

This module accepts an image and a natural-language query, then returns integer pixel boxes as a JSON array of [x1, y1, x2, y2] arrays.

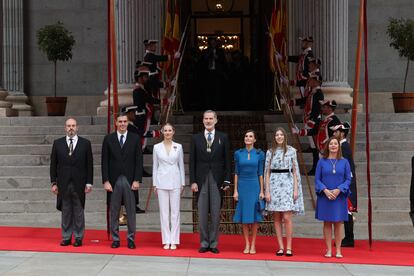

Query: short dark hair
[[117, 112, 128, 119], [244, 129, 257, 139]]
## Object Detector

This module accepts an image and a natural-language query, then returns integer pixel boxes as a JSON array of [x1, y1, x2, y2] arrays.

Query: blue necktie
[[120, 135, 124, 148], [207, 132, 212, 143]]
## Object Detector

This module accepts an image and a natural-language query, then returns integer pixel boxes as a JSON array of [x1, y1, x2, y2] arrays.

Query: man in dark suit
[[50, 118, 93, 247], [102, 113, 143, 249], [331, 122, 357, 247], [190, 110, 231, 254]]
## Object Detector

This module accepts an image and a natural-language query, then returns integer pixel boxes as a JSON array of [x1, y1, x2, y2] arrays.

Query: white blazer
[[152, 141, 185, 189]]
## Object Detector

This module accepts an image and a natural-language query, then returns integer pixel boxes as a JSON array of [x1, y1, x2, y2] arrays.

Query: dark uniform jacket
[[341, 140, 357, 211]]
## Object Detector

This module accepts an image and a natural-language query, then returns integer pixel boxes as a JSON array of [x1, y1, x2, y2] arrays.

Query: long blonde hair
[[271, 127, 288, 157]]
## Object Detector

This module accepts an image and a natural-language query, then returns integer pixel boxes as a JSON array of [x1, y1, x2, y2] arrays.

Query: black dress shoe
[[198, 247, 209, 253], [73, 239, 82, 247], [341, 239, 354, 247], [142, 169, 152, 177], [128, 241, 136, 249], [111, 241, 120, 248], [60, 240, 71, 246], [210, 248, 220, 254], [136, 206, 146, 214]]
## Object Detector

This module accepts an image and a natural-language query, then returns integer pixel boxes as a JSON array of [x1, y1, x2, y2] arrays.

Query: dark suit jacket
[[50, 136, 93, 211], [101, 131, 143, 204], [189, 130, 231, 199], [341, 141, 357, 210]]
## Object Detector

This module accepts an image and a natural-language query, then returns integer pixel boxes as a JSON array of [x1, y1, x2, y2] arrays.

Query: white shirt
[[66, 135, 78, 150], [117, 131, 128, 144], [204, 129, 215, 142]]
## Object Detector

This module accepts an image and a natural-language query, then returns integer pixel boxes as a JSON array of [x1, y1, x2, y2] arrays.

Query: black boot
[[341, 214, 354, 247]]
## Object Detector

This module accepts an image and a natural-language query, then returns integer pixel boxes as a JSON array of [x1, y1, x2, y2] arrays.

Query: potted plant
[[37, 21, 75, 116], [387, 18, 414, 113]]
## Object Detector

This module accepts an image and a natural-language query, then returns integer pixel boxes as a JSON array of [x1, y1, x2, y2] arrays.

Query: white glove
[[174, 51, 181, 59], [291, 125, 300, 134], [170, 79, 177, 87], [276, 53, 283, 60], [280, 98, 287, 105], [280, 76, 289, 85]]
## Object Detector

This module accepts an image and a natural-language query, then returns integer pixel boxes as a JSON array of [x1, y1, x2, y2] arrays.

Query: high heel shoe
[[163, 244, 170, 250], [170, 244, 177, 250], [276, 249, 284, 256], [324, 251, 332, 258], [336, 253, 343, 258], [249, 245, 256, 254], [243, 245, 250, 254]]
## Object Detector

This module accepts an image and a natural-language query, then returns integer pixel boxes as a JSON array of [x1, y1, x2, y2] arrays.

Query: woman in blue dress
[[265, 127, 304, 257], [315, 136, 351, 258], [233, 130, 265, 254]]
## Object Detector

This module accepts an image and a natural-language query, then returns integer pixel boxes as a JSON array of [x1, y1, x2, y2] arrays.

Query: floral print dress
[[265, 146, 305, 215]]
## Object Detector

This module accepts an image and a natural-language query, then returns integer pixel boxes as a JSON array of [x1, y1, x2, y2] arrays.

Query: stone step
[[265, 121, 414, 132], [0, 124, 193, 136], [0, 198, 194, 215], [0, 189, 192, 204], [0, 212, 194, 232], [264, 113, 414, 123], [0, 153, 191, 166], [0, 115, 195, 126], [0, 165, 190, 177]]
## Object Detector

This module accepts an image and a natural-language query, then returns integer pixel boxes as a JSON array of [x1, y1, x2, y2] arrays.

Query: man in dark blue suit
[[50, 118, 93, 247], [102, 113, 143, 249], [331, 122, 357, 247]]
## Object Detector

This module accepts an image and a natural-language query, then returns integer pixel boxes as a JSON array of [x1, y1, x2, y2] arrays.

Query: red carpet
[[0, 226, 413, 266]]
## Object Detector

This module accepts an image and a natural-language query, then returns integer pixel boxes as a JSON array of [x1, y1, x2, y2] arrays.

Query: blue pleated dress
[[233, 148, 264, 224]]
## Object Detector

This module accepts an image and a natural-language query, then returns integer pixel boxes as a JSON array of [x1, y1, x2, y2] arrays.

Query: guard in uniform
[[133, 69, 161, 152], [331, 122, 357, 247], [290, 72, 324, 174], [288, 36, 314, 98]]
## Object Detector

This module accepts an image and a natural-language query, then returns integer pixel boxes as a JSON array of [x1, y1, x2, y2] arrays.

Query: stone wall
[[348, 0, 414, 93], [23, 0, 107, 97]]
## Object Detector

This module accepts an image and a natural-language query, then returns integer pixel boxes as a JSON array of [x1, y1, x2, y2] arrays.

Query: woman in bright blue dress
[[233, 130, 265, 254], [315, 137, 351, 258]]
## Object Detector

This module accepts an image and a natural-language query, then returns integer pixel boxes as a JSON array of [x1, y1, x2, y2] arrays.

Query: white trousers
[[157, 188, 181, 245]]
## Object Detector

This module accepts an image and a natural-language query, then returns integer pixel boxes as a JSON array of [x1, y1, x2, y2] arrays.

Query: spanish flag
[[162, 0, 173, 54], [172, 0, 180, 73]]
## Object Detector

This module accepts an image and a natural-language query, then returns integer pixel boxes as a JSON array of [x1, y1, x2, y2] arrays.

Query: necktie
[[207, 132, 212, 152], [120, 135, 124, 148], [68, 138, 73, 156]]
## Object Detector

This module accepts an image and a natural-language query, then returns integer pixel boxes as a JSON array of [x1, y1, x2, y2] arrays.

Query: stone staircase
[[0, 112, 412, 241], [264, 113, 414, 241], [0, 116, 195, 233]]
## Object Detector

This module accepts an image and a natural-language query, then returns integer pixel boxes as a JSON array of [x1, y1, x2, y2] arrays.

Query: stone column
[[97, 0, 163, 115], [2, 0, 32, 116], [0, 0, 13, 116], [289, 0, 353, 106]]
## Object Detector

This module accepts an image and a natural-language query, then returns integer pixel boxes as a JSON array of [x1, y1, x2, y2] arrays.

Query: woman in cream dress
[[153, 123, 185, 250]]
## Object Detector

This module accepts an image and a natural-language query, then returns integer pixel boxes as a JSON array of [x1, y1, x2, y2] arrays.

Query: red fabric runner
[[0, 227, 412, 266]]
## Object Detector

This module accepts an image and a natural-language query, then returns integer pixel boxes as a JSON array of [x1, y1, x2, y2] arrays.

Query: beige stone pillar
[[97, 0, 163, 115], [289, 0, 353, 106], [2, 0, 32, 116]]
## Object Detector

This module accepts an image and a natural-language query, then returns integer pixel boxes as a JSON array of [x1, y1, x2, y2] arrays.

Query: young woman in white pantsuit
[[152, 123, 185, 250]]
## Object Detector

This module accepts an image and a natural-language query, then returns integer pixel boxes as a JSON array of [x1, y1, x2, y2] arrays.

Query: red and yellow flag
[[269, 0, 287, 75], [172, 0, 180, 52], [162, 0, 173, 54]]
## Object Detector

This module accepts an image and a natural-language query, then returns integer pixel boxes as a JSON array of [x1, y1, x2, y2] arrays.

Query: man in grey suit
[[190, 110, 231, 254], [102, 113, 143, 249], [50, 118, 93, 247]]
